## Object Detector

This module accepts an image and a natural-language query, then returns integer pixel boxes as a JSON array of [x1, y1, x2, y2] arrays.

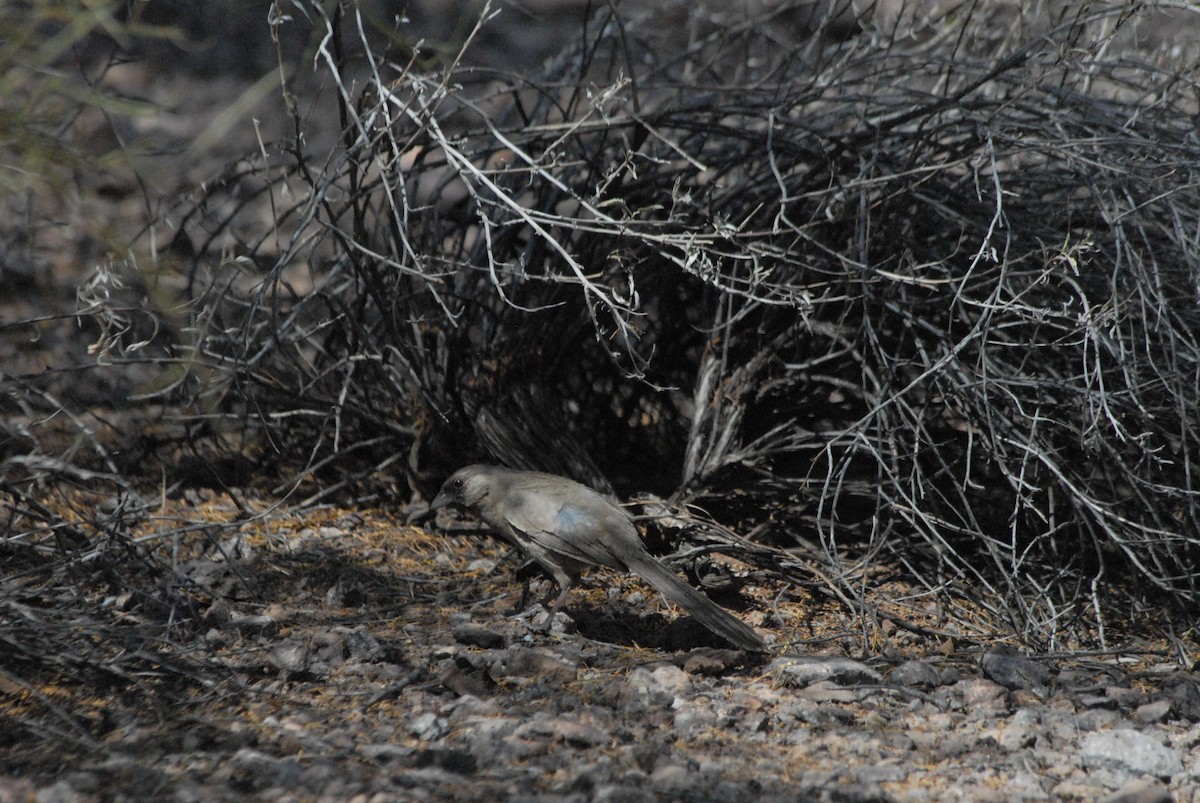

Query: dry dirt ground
[[4, 2, 1200, 801], [4, 492, 1200, 801]]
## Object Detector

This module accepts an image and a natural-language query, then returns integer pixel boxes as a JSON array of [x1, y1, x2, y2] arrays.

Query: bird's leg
[[546, 578, 574, 618], [524, 567, 576, 633]]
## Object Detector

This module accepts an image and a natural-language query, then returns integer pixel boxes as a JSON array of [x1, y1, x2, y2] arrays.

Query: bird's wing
[[499, 491, 627, 570]]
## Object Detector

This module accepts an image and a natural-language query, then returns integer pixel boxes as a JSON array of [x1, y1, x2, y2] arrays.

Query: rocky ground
[[4, 508, 1200, 802]]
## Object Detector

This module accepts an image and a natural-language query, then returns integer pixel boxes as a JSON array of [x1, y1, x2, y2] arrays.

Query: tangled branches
[[163, 0, 1200, 642]]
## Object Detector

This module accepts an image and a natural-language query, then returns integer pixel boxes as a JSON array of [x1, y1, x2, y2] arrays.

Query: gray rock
[[227, 748, 302, 792], [775, 697, 825, 727], [339, 627, 386, 661], [1080, 729, 1183, 778], [796, 680, 869, 703], [593, 784, 655, 803], [673, 698, 718, 737], [767, 657, 882, 687], [980, 646, 1052, 690], [628, 665, 692, 707], [461, 717, 522, 763], [490, 647, 577, 682], [441, 655, 500, 697], [410, 711, 447, 740], [855, 762, 909, 784], [1099, 779, 1173, 803], [547, 718, 608, 747], [936, 735, 977, 759], [629, 664, 694, 701], [390, 766, 476, 791], [798, 780, 888, 802], [1053, 779, 1112, 800], [648, 663, 694, 694], [453, 623, 507, 649], [890, 660, 941, 689], [513, 714, 607, 747], [1078, 708, 1123, 731], [1003, 771, 1050, 800], [1166, 676, 1200, 720], [1133, 700, 1172, 725], [226, 612, 280, 637], [310, 629, 346, 670], [1080, 693, 1118, 710], [268, 640, 310, 673], [959, 678, 1009, 710], [34, 781, 84, 803], [1105, 686, 1147, 709], [649, 764, 694, 794], [995, 707, 1040, 750]]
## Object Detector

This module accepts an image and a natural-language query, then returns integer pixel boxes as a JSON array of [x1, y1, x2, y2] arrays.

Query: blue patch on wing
[[555, 503, 592, 536]]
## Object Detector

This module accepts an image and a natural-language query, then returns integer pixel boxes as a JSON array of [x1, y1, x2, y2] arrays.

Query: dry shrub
[[8, 1, 1200, 650], [162, 0, 1200, 644]]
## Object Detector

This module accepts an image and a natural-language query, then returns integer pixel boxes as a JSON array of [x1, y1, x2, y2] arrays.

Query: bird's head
[[429, 465, 492, 512]]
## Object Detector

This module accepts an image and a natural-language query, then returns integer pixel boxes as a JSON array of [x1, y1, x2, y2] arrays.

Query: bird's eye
[[452, 479, 464, 490]]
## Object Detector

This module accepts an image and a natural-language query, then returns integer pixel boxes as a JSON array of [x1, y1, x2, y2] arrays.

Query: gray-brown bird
[[430, 465, 765, 652]]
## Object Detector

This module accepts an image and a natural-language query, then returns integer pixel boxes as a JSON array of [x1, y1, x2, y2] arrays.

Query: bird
[[429, 465, 766, 652]]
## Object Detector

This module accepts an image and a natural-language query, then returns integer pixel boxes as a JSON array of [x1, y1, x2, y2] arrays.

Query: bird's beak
[[428, 491, 453, 511]]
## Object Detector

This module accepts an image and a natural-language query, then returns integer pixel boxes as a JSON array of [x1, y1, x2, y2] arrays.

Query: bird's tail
[[626, 554, 765, 652]]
